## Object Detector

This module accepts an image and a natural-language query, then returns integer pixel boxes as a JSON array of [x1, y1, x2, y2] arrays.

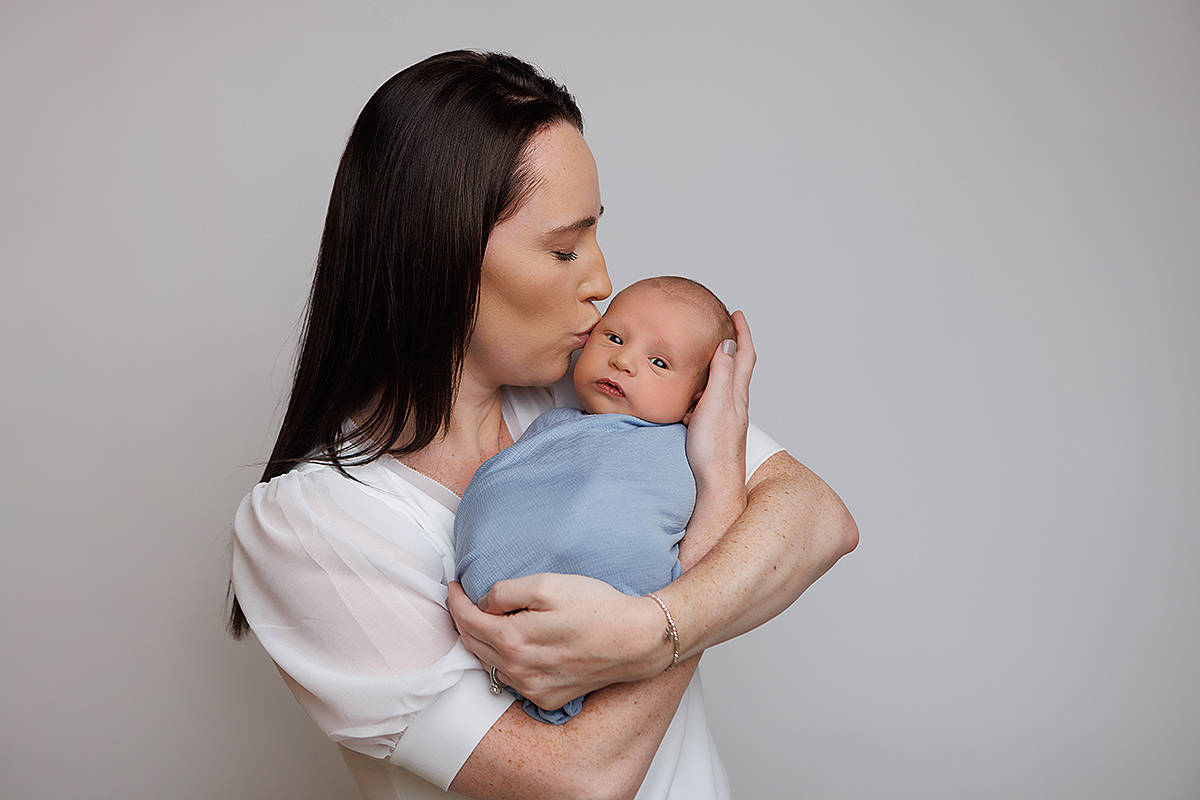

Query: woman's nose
[[580, 243, 612, 303]]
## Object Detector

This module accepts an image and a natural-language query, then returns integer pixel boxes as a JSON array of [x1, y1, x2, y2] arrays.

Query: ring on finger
[[489, 665, 508, 695]]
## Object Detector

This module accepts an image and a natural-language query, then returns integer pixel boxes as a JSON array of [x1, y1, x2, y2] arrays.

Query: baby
[[453, 275, 736, 723], [569, 275, 734, 426]]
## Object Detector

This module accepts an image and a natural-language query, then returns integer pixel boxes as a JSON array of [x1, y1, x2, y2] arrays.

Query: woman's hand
[[683, 310, 756, 495], [447, 574, 669, 708]]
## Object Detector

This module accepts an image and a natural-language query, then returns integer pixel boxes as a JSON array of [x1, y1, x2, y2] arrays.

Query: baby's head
[[573, 276, 736, 424]]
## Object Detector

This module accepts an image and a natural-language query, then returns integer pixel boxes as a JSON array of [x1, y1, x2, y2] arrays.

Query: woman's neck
[[388, 362, 512, 476], [444, 370, 511, 460]]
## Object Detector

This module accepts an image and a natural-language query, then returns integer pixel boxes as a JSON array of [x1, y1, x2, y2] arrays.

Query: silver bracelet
[[646, 592, 679, 671]]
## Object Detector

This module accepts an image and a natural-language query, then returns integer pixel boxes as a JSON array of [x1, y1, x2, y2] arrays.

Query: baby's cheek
[[640, 385, 687, 424]]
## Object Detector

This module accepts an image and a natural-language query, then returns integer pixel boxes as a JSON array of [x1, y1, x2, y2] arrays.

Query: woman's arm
[[662, 308, 859, 657], [233, 463, 745, 800], [446, 458, 854, 800], [450, 655, 700, 800], [661, 448, 857, 661], [448, 486, 751, 800], [449, 451, 855, 706], [450, 311, 858, 701]]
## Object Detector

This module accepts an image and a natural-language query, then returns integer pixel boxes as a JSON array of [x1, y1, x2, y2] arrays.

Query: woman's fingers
[[481, 574, 554, 615], [453, 574, 665, 702], [702, 333, 736, 401], [458, 628, 506, 671], [683, 311, 753, 490], [446, 581, 506, 642], [701, 309, 752, 407], [459, 630, 523, 696], [448, 579, 554, 667], [449, 582, 540, 693], [446, 580, 475, 620], [730, 310, 756, 396]]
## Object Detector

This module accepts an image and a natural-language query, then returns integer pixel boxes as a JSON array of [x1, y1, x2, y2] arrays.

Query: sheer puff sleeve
[[230, 462, 512, 786]]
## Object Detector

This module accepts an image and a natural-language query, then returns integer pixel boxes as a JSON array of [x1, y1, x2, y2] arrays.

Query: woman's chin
[[522, 353, 573, 387], [505, 347, 578, 389]]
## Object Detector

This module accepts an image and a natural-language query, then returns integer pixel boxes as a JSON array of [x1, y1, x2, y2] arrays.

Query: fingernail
[[478, 594, 489, 611], [721, 339, 737, 356]]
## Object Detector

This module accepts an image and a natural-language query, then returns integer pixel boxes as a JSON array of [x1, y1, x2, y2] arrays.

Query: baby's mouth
[[595, 378, 625, 398]]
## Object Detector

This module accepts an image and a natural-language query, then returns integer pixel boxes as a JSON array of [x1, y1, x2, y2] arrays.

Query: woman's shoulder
[[239, 459, 369, 503], [233, 458, 434, 543], [232, 457, 456, 585]]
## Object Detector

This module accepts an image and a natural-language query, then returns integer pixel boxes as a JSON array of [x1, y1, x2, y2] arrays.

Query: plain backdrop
[[2, 2, 1197, 798]]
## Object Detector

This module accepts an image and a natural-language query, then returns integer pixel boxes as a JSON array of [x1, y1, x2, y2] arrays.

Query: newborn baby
[[454, 275, 736, 723]]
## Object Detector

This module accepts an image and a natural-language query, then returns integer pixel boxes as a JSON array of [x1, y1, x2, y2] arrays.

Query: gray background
[[2, 1, 1197, 798]]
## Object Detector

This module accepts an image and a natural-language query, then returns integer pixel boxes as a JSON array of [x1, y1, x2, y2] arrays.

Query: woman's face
[[470, 122, 612, 388]]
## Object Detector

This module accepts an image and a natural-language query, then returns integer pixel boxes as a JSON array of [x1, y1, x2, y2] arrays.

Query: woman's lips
[[572, 321, 599, 348], [595, 378, 625, 398]]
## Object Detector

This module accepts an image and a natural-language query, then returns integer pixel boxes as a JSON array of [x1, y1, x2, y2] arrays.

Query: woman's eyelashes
[[552, 250, 578, 262]]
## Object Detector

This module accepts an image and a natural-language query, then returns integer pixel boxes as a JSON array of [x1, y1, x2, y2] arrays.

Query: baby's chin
[[578, 393, 622, 416], [579, 397, 685, 424], [578, 397, 603, 415]]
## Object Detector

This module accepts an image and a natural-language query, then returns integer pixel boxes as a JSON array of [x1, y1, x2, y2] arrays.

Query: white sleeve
[[745, 421, 786, 485], [230, 467, 511, 787]]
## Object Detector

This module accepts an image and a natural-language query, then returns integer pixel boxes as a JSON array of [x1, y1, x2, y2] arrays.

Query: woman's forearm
[[452, 656, 700, 800], [458, 449, 860, 798], [659, 450, 858, 661], [676, 483, 746, 570], [449, 451, 857, 702]]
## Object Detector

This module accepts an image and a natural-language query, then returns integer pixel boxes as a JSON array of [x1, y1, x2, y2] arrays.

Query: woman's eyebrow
[[543, 205, 604, 237]]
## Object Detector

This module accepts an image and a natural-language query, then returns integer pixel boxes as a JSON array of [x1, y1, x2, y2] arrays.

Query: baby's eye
[[606, 333, 622, 345], [650, 357, 668, 369]]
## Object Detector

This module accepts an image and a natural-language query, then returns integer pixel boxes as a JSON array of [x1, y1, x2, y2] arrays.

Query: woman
[[228, 50, 857, 800]]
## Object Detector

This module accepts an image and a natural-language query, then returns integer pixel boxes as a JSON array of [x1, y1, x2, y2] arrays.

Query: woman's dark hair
[[227, 50, 583, 638]]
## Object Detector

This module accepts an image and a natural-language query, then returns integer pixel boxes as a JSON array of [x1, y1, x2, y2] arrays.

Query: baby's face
[[572, 283, 712, 423]]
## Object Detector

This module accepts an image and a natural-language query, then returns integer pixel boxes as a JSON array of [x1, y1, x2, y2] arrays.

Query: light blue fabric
[[454, 407, 696, 723]]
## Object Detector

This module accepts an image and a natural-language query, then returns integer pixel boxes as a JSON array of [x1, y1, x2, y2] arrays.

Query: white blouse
[[231, 365, 785, 799]]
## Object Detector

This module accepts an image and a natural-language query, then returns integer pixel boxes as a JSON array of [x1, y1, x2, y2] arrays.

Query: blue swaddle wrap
[[454, 406, 696, 723]]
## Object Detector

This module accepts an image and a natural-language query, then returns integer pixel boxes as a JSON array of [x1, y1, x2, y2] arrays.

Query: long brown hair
[[227, 51, 583, 638]]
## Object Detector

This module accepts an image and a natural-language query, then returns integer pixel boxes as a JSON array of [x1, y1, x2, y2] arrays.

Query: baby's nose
[[609, 351, 635, 375]]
